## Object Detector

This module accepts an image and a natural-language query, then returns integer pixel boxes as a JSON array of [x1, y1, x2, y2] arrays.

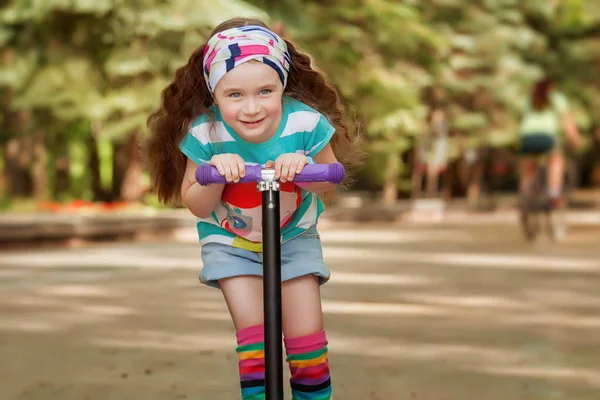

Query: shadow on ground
[[0, 221, 599, 400]]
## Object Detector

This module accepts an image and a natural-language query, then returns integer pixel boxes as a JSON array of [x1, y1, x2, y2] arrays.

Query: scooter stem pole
[[258, 179, 283, 400]]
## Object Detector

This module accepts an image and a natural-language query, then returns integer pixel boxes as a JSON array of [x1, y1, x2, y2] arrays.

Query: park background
[[1, 0, 600, 211], [1, 2, 600, 400]]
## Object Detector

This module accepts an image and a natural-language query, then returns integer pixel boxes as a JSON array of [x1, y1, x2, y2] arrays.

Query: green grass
[[0, 198, 39, 213]]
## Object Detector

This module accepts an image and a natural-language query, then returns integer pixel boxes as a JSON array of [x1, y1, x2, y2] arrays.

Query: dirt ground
[[1, 214, 599, 400]]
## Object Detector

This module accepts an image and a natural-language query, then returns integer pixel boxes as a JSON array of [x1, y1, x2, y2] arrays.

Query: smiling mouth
[[241, 118, 265, 125]]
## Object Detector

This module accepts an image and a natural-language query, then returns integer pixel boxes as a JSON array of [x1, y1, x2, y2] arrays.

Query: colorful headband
[[202, 25, 291, 95]]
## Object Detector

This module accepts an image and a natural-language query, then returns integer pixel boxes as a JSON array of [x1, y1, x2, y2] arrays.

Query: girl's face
[[213, 61, 284, 144]]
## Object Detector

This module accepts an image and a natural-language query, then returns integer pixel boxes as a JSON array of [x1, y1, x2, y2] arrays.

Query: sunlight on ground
[[501, 312, 600, 329], [36, 284, 124, 298], [329, 334, 526, 365], [322, 300, 445, 316], [319, 228, 475, 243], [402, 293, 530, 311], [1, 223, 599, 399], [324, 247, 600, 272], [4, 286, 598, 337], [329, 271, 439, 286], [0, 320, 59, 332], [0, 251, 201, 270], [476, 365, 600, 389], [523, 289, 600, 308], [91, 330, 236, 352], [0, 305, 134, 333]]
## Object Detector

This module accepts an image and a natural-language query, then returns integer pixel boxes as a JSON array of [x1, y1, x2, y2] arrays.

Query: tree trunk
[[467, 159, 483, 209], [4, 138, 32, 198], [382, 151, 400, 207], [0, 156, 5, 200], [53, 141, 70, 200], [111, 131, 144, 202], [89, 120, 102, 199], [32, 131, 49, 200], [88, 120, 112, 202], [1, 90, 32, 199], [442, 162, 454, 203], [112, 139, 127, 200], [120, 130, 143, 202], [591, 163, 600, 187], [592, 136, 600, 188], [410, 146, 423, 201]]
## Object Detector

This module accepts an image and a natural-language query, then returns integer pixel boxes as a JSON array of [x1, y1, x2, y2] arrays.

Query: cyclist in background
[[518, 77, 582, 209]]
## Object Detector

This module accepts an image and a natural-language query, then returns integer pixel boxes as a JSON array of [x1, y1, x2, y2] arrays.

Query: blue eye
[[260, 89, 272, 95], [229, 92, 241, 98]]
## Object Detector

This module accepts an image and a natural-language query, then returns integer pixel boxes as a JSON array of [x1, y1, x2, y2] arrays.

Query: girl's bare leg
[[282, 274, 323, 337], [220, 273, 325, 335], [547, 149, 565, 197], [282, 274, 331, 399], [221, 274, 331, 398], [220, 275, 264, 330]]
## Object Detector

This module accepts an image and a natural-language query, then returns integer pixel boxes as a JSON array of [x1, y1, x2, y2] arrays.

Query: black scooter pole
[[258, 178, 283, 400]]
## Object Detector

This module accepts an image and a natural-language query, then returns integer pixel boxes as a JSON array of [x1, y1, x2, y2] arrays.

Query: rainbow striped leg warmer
[[236, 325, 266, 400], [284, 330, 332, 400]]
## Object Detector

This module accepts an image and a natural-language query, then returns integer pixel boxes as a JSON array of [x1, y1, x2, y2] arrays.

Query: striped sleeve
[[179, 126, 213, 165], [304, 113, 335, 157]]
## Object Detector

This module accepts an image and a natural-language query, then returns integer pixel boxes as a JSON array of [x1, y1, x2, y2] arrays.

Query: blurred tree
[[244, 0, 600, 204], [0, 0, 266, 202], [2, 0, 599, 206], [248, 0, 446, 205]]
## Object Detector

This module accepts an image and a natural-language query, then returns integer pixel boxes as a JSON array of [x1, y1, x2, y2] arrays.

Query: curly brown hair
[[143, 17, 363, 205]]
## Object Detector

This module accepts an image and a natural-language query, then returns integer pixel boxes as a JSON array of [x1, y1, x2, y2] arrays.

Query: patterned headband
[[202, 25, 291, 95]]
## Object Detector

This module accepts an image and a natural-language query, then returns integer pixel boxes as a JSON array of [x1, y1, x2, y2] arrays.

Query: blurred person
[[518, 77, 582, 208], [413, 87, 450, 199], [424, 104, 450, 196], [143, 17, 361, 400]]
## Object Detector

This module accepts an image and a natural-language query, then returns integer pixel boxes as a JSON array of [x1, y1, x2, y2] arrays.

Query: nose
[[244, 97, 261, 115]]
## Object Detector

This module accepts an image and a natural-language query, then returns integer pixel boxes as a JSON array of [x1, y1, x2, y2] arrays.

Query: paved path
[[1, 219, 599, 399]]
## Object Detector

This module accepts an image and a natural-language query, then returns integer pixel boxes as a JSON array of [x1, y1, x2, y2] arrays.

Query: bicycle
[[519, 153, 578, 242]]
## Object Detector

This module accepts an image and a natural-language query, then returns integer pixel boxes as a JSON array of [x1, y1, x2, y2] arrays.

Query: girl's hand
[[267, 153, 309, 182], [210, 154, 246, 183]]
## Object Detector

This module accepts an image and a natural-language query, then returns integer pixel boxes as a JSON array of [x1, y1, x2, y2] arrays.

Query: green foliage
[[1, 0, 267, 129], [1, 0, 268, 202], [1, 0, 600, 201]]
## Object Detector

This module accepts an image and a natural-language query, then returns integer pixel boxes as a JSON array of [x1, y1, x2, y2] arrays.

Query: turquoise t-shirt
[[179, 97, 335, 251], [519, 91, 569, 137]]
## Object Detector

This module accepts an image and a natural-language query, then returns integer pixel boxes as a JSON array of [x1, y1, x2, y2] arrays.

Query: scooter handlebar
[[196, 162, 345, 186]]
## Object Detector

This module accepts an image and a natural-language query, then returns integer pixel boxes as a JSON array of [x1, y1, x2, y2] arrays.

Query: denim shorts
[[199, 225, 329, 289], [519, 133, 558, 155]]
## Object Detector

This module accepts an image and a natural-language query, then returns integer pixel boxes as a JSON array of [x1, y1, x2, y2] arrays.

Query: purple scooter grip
[[195, 162, 345, 185], [195, 164, 262, 185], [293, 163, 345, 184]]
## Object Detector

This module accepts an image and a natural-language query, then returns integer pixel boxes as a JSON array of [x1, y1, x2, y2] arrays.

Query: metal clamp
[[257, 169, 280, 192], [257, 181, 280, 192]]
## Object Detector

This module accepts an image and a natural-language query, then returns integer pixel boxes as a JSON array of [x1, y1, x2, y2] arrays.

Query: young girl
[[144, 17, 361, 400]]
